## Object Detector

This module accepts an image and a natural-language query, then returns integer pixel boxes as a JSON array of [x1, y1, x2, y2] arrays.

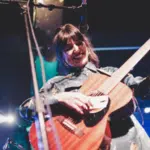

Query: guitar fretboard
[[98, 38, 150, 94]]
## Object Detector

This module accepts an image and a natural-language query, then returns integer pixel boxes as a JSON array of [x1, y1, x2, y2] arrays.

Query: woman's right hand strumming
[[55, 92, 109, 114]]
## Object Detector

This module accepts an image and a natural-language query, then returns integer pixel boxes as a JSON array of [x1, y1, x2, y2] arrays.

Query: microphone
[[3, 138, 10, 150], [79, 0, 89, 34]]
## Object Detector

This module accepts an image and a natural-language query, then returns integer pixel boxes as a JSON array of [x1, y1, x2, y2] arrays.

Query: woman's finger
[[71, 103, 84, 114], [74, 99, 89, 110]]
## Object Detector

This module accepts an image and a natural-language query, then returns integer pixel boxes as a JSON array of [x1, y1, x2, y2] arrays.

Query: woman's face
[[62, 39, 89, 68]]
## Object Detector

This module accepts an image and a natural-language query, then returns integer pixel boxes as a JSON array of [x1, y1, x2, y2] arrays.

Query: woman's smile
[[63, 39, 89, 68]]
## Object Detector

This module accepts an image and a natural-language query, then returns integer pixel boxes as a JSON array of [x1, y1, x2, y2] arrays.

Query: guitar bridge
[[56, 116, 84, 138]]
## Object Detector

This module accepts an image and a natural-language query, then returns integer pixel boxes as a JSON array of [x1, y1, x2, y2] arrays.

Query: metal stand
[[21, 4, 49, 150]]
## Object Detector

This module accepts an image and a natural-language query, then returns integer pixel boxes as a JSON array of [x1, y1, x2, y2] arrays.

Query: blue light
[[144, 107, 150, 114]]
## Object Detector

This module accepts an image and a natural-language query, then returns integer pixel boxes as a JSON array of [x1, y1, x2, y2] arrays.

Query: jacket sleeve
[[19, 76, 62, 121]]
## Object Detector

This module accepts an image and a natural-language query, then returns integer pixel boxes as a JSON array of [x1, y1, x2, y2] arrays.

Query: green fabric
[[31, 56, 58, 95], [35, 56, 58, 87]]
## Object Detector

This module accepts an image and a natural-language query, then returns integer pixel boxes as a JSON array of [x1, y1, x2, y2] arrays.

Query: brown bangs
[[56, 27, 84, 50]]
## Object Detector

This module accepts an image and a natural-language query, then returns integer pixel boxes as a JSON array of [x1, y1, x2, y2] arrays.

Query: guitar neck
[[99, 38, 150, 94]]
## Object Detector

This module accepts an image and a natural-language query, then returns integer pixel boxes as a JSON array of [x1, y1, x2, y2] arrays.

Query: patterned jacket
[[19, 62, 150, 121]]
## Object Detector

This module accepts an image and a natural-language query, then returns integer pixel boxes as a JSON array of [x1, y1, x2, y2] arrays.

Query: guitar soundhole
[[84, 110, 106, 126]]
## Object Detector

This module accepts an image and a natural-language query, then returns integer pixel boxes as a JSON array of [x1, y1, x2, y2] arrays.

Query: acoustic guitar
[[29, 39, 150, 150]]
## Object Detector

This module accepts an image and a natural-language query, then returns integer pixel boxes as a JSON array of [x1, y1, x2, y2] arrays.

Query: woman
[[20, 24, 150, 149]]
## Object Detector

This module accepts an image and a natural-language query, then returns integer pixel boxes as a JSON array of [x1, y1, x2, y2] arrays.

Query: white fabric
[[110, 115, 150, 150]]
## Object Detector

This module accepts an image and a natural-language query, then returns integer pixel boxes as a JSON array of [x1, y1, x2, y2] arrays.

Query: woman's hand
[[55, 92, 109, 114], [55, 92, 91, 114]]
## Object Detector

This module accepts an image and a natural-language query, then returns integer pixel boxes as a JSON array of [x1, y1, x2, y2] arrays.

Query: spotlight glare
[[0, 114, 15, 124], [144, 107, 150, 114], [6, 115, 15, 124], [0, 114, 6, 123]]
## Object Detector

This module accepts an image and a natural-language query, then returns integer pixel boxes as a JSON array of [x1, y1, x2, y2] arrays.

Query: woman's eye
[[76, 41, 83, 46], [64, 45, 73, 52]]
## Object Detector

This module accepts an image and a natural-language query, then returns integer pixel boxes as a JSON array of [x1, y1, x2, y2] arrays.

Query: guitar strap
[[97, 68, 112, 76]]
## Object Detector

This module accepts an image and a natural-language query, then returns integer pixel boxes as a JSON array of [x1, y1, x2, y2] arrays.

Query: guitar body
[[29, 74, 133, 150], [29, 114, 110, 150]]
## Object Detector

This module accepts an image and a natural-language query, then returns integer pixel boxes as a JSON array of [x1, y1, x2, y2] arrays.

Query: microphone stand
[[21, 3, 49, 150], [0, 1, 50, 149]]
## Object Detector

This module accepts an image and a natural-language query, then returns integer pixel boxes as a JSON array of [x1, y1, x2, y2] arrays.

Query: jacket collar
[[84, 62, 97, 73]]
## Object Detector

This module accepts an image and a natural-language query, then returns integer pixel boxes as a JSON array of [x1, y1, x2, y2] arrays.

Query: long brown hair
[[52, 24, 99, 73]]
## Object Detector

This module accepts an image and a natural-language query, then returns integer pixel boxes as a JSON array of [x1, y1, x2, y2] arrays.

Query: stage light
[[0, 114, 15, 124], [144, 107, 150, 114], [6, 115, 15, 124]]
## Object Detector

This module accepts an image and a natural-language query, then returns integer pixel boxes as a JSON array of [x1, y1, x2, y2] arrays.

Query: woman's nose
[[73, 44, 79, 53]]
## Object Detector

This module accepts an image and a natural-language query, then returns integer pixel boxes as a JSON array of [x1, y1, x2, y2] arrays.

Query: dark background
[[0, 0, 150, 149]]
